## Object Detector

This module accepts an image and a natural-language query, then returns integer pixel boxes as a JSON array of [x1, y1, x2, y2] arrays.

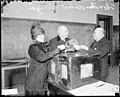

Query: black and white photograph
[[1, 0, 119, 96]]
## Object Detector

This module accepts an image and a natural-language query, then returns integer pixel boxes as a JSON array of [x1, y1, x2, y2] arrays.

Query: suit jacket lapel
[[56, 35, 70, 46], [91, 37, 106, 49]]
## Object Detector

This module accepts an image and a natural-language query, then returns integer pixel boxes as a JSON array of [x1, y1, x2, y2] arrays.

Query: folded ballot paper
[[58, 45, 65, 50], [68, 81, 119, 96], [2, 88, 18, 95]]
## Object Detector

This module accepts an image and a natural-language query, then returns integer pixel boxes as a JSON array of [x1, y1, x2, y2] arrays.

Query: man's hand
[[73, 45, 80, 50]]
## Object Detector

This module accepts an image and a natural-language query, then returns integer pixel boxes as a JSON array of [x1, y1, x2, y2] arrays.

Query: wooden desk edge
[[47, 79, 74, 96], [2, 59, 29, 63]]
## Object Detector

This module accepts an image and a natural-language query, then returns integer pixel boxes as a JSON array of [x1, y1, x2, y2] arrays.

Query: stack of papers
[[68, 81, 119, 96]]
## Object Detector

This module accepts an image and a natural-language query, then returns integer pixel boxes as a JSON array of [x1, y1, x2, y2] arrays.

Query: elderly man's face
[[93, 31, 99, 40], [93, 28, 104, 41], [58, 27, 68, 39]]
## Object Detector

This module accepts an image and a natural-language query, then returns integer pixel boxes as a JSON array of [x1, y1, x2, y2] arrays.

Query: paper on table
[[68, 81, 118, 96], [2, 88, 18, 95]]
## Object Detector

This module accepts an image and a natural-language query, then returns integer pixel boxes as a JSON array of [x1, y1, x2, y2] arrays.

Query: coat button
[[94, 48, 97, 50]]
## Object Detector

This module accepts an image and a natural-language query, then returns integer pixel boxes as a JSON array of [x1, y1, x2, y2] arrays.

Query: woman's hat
[[30, 22, 45, 40]]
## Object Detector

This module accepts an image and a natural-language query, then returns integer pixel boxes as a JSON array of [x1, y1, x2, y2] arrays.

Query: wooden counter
[[1, 59, 30, 89]]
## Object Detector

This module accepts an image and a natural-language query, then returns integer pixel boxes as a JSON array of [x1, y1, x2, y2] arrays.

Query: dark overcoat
[[88, 37, 112, 78], [25, 42, 53, 92], [49, 35, 70, 51]]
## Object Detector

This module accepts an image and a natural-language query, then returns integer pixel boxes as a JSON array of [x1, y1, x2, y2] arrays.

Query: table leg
[[2, 68, 5, 89]]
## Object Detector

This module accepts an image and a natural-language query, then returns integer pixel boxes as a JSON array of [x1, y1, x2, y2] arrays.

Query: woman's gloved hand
[[49, 48, 60, 57], [53, 48, 60, 55]]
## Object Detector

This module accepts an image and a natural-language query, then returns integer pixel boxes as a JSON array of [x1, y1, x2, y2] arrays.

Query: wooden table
[[47, 79, 119, 96]]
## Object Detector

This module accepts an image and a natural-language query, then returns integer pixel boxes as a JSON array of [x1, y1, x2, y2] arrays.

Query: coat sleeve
[[49, 39, 57, 51], [98, 42, 112, 58], [88, 42, 112, 58], [28, 44, 57, 62]]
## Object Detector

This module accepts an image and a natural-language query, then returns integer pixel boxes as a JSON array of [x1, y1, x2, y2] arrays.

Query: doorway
[[97, 14, 113, 42], [97, 14, 113, 66]]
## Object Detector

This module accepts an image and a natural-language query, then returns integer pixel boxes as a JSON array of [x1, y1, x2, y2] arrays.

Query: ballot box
[[49, 51, 101, 89]]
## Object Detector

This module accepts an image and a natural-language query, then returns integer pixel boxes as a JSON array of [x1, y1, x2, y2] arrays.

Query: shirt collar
[[96, 35, 104, 41]]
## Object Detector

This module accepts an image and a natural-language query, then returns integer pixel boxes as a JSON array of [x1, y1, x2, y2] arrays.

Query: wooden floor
[[10, 65, 120, 96]]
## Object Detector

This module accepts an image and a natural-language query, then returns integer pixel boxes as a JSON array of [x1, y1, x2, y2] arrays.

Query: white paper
[[86, 63, 93, 77], [2, 88, 18, 95], [61, 64, 67, 79], [68, 81, 119, 96], [73, 45, 80, 50], [51, 61, 55, 74], [58, 45, 65, 50], [81, 65, 84, 79], [81, 63, 93, 79], [90, 63, 93, 76]]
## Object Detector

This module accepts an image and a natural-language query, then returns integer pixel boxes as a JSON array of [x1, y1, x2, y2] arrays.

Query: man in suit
[[79, 27, 112, 82], [49, 25, 70, 51]]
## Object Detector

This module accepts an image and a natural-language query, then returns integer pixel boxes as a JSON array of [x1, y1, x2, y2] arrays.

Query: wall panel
[[1, 17, 95, 60]]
